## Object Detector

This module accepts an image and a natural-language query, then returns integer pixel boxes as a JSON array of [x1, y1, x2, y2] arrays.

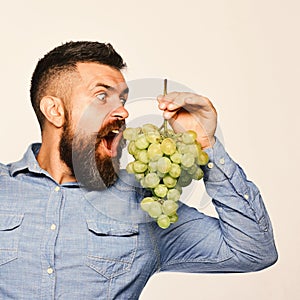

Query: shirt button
[[219, 158, 225, 165], [54, 186, 60, 192], [207, 162, 214, 169], [50, 224, 56, 231], [244, 194, 249, 200], [47, 267, 54, 275]]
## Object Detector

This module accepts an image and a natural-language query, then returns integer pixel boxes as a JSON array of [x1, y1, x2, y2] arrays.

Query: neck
[[37, 130, 76, 184]]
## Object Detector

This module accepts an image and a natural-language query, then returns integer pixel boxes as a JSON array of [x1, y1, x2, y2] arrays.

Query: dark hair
[[30, 41, 126, 129]]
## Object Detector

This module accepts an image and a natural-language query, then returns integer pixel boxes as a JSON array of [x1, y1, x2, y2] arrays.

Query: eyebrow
[[90, 83, 129, 95]]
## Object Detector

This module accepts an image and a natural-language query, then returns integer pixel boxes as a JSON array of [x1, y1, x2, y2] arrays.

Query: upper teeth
[[111, 129, 120, 134]]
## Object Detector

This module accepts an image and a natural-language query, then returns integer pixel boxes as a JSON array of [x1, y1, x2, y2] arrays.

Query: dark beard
[[59, 118, 125, 190]]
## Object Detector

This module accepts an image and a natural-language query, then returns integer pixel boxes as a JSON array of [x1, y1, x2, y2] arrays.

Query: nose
[[111, 104, 129, 120]]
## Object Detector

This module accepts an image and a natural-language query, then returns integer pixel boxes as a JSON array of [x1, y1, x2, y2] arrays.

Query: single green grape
[[140, 197, 155, 212], [145, 131, 161, 144], [148, 161, 157, 172], [187, 164, 197, 175], [123, 127, 140, 141], [170, 151, 182, 164], [133, 161, 148, 173], [163, 175, 177, 188], [147, 143, 163, 161], [162, 200, 179, 216], [192, 166, 204, 180], [194, 143, 202, 157], [161, 138, 176, 155], [167, 188, 181, 201], [197, 151, 209, 166], [178, 170, 193, 187], [176, 142, 189, 154], [157, 214, 171, 229], [181, 153, 195, 168], [182, 130, 197, 144], [157, 157, 172, 173], [142, 124, 159, 134], [169, 163, 181, 178], [135, 134, 149, 150], [154, 184, 168, 198], [186, 144, 199, 158], [169, 213, 179, 223], [128, 141, 138, 156], [147, 201, 162, 218], [144, 173, 160, 188], [126, 161, 135, 174], [136, 150, 149, 164]]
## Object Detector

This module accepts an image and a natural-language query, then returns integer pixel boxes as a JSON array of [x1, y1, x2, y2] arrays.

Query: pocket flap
[[0, 214, 24, 231], [86, 220, 138, 236]]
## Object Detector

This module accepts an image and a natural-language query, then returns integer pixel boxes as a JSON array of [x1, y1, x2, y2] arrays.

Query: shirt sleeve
[[150, 137, 278, 274]]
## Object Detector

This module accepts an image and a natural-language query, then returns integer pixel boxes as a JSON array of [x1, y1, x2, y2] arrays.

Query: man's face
[[59, 62, 129, 190]]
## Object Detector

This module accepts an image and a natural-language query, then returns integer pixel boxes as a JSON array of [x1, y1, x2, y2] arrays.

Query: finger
[[162, 108, 180, 120], [157, 92, 186, 111], [185, 96, 217, 114], [158, 100, 181, 112]]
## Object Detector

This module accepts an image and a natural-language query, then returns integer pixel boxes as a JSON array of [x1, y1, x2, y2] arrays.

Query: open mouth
[[101, 128, 124, 157]]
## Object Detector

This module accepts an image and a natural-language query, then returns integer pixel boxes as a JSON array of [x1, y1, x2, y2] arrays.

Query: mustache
[[95, 119, 126, 142]]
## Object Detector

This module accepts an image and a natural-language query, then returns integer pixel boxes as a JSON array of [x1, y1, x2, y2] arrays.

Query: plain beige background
[[0, 0, 299, 299]]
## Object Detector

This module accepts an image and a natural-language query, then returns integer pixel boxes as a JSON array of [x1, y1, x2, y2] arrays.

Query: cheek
[[71, 102, 109, 134]]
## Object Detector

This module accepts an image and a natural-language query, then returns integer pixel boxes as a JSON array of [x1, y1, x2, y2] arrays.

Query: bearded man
[[0, 41, 277, 299]]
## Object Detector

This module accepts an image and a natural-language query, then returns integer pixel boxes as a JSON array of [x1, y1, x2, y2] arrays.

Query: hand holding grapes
[[157, 92, 217, 149], [123, 82, 215, 229]]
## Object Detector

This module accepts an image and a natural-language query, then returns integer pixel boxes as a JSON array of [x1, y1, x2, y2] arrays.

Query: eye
[[120, 97, 127, 106], [96, 92, 107, 102]]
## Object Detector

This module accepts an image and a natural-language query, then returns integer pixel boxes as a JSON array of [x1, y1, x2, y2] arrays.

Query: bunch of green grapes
[[123, 123, 209, 229]]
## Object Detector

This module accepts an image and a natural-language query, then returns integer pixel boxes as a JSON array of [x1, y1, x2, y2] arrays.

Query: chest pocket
[[86, 220, 139, 279], [0, 213, 24, 266]]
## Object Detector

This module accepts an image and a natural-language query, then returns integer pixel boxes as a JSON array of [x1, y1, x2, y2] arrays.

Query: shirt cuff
[[202, 137, 250, 196], [202, 137, 236, 182]]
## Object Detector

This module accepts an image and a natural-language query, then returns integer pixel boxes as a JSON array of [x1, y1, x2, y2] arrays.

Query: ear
[[40, 96, 65, 128]]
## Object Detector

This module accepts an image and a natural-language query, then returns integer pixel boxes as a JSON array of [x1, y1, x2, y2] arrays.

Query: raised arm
[[152, 92, 278, 273]]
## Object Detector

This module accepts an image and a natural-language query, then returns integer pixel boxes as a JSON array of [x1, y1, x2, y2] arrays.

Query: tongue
[[105, 133, 116, 150], [106, 138, 113, 150]]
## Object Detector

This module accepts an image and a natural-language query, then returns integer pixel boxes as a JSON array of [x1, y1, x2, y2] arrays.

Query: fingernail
[[159, 103, 166, 109]]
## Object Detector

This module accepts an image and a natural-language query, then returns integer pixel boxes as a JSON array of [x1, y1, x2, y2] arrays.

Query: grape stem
[[160, 79, 169, 137]]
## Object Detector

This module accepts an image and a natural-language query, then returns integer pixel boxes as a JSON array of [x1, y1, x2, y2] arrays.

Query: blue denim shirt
[[0, 138, 277, 299]]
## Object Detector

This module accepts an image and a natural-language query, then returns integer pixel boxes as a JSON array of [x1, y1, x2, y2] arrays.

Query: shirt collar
[[9, 143, 47, 176], [9, 143, 79, 188]]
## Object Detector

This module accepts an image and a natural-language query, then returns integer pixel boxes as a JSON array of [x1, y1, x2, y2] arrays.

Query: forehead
[[76, 62, 126, 90]]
